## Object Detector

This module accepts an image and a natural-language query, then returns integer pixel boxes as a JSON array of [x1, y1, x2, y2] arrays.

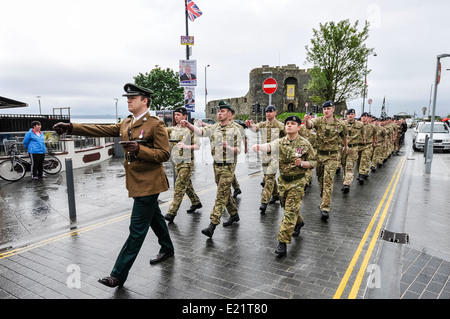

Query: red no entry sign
[[263, 78, 277, 95]]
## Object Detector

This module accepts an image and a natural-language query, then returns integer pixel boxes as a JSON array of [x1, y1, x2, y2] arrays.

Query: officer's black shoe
[[187, 202, 203, 213], [201, 223, 216, 238], [232, 188, 242, 198], [321, 211, 329, 221], [259, 203, 267, 214], [269, 195, 280, 204], [342, 185, 350, 194], [98, 276, 124, 288], [274, 242, 287, 257], [164, 213, 175, 223], [223, 213, 240, 227], [292, 221, 305, 237]]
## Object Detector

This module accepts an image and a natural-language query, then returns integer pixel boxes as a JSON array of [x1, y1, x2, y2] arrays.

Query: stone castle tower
[[206, 64, 314, 119]]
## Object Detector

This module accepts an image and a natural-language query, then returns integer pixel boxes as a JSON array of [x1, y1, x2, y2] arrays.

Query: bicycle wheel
[[0, 160, 26, 181], [43, 154, 62, 175]]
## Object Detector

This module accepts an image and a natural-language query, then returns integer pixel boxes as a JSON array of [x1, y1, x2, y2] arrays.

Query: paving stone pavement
[[0, 131, 448, 303]]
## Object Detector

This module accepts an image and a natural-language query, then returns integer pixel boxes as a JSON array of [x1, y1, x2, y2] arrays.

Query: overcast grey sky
[[1, 0, 450, 118]]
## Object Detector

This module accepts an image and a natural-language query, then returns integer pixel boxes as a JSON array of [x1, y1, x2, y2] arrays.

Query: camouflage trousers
[[277, 175, 305, 244], [316, 152, 340, 212], [210, 163, 238, 225], [342, 147, 359, 186], [168, 162, 201, 216], [358, 145, 373, 175], [372, 144, 385, 166], [261, 163, 279, 204]]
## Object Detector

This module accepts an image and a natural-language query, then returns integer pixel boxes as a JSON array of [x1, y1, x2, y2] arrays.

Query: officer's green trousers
[[111, 194, 174, 282]]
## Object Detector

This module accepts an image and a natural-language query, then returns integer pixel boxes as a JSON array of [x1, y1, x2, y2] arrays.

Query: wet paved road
[[0, 130, 448, 301]]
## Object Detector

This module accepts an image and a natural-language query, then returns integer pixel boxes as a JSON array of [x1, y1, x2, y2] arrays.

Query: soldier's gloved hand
[[123, 141, 140, 155], [53, 122, 73, 135]]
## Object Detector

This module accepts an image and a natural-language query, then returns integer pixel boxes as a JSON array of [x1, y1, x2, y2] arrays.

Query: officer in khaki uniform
[[246, 105, 286, 214], [164, 106, 202, 223], [180, 101, 242, 238], [253, 115, 316, 257], [304, 101, 348, 221], [341, 108, 365, 194], [53, 83, 174, 288]]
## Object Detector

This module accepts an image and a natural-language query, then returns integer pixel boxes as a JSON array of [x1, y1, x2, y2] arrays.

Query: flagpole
[[185, 0, 189, 60]]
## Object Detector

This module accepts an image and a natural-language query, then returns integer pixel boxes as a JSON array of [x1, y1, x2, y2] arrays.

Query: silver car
[[413, 122, 450, 152]]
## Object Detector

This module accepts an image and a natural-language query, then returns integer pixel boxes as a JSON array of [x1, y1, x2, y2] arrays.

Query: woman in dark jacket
[[23, 121, 47, 180]]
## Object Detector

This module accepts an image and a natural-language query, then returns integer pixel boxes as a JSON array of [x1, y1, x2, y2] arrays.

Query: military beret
[[265, 105, 277, 112], [173, 106, 187, 115], [122, 83, 153, 98], [361, 112, 370, 117], [217, 100, 232, 111], [322, 101, 335, 108], [284, 115, 302, 125], [346, 108, 355, 115]]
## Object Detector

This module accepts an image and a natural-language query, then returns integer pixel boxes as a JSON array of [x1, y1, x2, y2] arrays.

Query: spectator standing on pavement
[[53, 83, 174, 288], [180, 100, 242, 239], [246, 105, 286, 214], [23, 120, 47, 180], [164, 106, 202, 223], [304, 101, 348, 221], [252, 115, 316, 257]]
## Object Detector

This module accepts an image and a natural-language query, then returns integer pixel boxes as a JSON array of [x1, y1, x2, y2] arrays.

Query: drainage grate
[[380, 229, 410, 244]]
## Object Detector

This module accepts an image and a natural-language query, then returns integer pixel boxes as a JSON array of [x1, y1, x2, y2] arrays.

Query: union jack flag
[[186, 0, 202, 21]]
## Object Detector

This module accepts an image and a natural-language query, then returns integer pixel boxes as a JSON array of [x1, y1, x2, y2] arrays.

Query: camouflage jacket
[[201, 121, 242, 163], [166, 125, 200, 163], [344, 120, 365, 146], [310, 116, 348, 151]]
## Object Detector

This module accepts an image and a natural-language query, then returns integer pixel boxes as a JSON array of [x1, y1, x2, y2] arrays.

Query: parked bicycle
[[0, 140, 62, 181]]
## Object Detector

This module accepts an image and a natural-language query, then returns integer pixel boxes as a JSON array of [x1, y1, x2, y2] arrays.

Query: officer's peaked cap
[[123, 83, 153, 98]]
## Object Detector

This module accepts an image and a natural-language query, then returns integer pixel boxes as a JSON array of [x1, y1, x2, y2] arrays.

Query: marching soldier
[[252, 115, 316, 257], [341, 109, 365, 194], [358, 112, 377, 181], [180, 101, 242, 238], [246, 105, 286, 214], [299, 118, 316, 189], [53, 83, 174, 288], [372, 118, 386, 170], [304, 101, 348, 221], [164, 106, 202, 223]]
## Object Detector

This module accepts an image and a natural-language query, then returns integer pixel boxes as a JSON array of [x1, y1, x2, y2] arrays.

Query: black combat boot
[[164, 213, 175, 223], [259, 203, 267, 214], [274, 242, 287, 257], [223, 213, 240, 227], [201, 223, 216, 238], [292, 221, 305, 237], [269, 195, 280, 204], [186, 202, 202, 213]]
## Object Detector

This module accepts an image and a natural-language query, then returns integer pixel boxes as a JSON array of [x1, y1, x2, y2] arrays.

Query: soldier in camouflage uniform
[[181, 101, 242, 238], [164, 107, 202, 223], [341, 109, 365, 194], [253, 115, 316, 257], [358, 112, 377, 179], [246, 105, 286, 214], [304, 101, 348, 221], [372, 119, 387, 168]]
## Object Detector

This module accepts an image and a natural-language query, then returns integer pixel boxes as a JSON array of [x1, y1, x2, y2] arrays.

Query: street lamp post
[[36, 96, 42, 115], [114, 98, 119, 123], [362, 52, 377, 114], [205, 64, 210, 113], [425, 53, 450, 174]]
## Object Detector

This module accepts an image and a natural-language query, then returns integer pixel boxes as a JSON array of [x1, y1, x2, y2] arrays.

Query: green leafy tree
[[305, 19, 374, 105], [133, 66, 184, 110]]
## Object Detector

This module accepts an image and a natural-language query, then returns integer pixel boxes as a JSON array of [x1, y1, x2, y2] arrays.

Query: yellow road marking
[[333, 156, 406, 299]]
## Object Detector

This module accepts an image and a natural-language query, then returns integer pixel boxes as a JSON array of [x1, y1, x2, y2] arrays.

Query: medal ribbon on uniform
[[296, 147, 302, 158], [139, 130, 144, 139]]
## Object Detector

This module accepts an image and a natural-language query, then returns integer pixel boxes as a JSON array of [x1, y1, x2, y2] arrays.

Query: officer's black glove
[[53, 122, 73, 135], [123, 141, 140, 155]]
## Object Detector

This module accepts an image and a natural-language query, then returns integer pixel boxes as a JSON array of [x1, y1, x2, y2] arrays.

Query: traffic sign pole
[[262, 78, 277, 107]]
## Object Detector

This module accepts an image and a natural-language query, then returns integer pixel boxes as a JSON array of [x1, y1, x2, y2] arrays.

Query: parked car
[[412, 121, 425, 142], [234, 119, 247, 128], [198, 118, 216, 126], [413, 122, 450, 152]]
